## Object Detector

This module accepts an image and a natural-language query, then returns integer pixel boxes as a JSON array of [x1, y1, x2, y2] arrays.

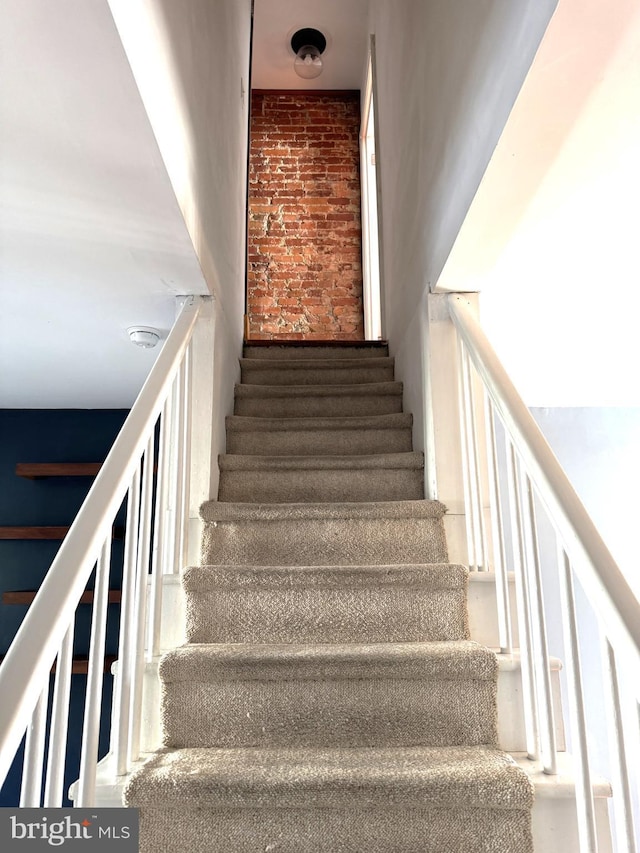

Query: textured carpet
[[225, 412, 413, 456], [182, 563, 470, 643], [124, 342, 533, 852]]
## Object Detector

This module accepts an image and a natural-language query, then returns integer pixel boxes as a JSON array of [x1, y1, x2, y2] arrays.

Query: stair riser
[[241, 364, 395, 386], [201, 517, 448, 566], [116, 658, 566, 759], [217, 468, 424, 503], [243, 345, 389, 360], [234, 394, 402, 418], [161, 571, 512, 650], [185, 587, 469, 644], [134, 806, 531, 853], [226, 427, 413, 456], [161, 679, 497, 749]]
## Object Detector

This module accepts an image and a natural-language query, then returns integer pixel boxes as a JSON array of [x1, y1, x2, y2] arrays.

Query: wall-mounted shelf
[[16, 463, 102, 480], [0, 654, 116, 675], [2, 590, 122, 606], [0, 525, 124, 541], [0, 526, 71, 540]]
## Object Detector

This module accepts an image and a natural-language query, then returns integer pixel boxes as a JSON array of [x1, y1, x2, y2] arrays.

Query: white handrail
[[448, 293, 640, 679], [0, 295, 203, 789]]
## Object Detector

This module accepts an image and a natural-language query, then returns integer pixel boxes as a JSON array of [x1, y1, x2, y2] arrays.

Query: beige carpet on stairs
[[124, 341, 534, 853]]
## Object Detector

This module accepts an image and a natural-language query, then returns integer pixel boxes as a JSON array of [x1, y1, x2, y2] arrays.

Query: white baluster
[[43, 623, 74, 806], [149, 398, 171, 659], [20, 686, 48, 807], [507, 444, 539, 760], [520, 472, 557, 775], [171, 359, 186, 576], [77, 538, 112, 806], [604, 640, 638, 853], [129, 434, 155, 762], [462, 349, 488, 571], [114, 464, 142, 775], [485, 397, 512, 654], [558, 548, 598, 853], [457, 338, 478, 570], [179, 344, 193, 569]]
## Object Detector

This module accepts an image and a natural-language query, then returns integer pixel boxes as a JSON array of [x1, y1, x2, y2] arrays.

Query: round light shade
[[294, 45, 323, 79], [291, 28, 326, 80]]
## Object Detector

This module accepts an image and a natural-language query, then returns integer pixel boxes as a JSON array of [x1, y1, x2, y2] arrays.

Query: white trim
[[360, 35, 384, 341]]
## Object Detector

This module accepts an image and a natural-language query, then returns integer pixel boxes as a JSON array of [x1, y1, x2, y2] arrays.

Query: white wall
[[108, 0, 251, 319], [532, 407, 640, 600], [366, 0, 556, 510], [108, 0, 252, 499], [437, 0, 640, 407], [368, 0, 557, 349], [0, 0, 212, 408]]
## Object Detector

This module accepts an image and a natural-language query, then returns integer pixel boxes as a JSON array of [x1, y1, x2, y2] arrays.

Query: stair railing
[[448, 293, 640, 853], [0, 295, 204, 807]]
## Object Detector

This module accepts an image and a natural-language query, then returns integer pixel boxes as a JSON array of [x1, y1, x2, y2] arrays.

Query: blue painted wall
[[0, 409, 129, 806]]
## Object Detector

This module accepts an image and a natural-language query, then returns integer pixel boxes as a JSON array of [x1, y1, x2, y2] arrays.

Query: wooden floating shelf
[[0, 526, 125, 541], [0, 527, 71, 540], [15, 463, 103, 480], [0, 655, 117, 675], [2, 590, 122, 606], [65, 656, 117, 675]]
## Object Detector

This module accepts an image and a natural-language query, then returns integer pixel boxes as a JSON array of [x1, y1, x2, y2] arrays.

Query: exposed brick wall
[[247, 91, 364, 340]]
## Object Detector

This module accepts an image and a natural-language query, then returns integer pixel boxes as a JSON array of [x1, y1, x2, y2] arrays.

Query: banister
[[0, 295, 204, 788], [448, 293, 640, 681]]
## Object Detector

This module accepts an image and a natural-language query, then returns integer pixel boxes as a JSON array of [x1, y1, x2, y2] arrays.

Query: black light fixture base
[[291, 28, 327, 55]]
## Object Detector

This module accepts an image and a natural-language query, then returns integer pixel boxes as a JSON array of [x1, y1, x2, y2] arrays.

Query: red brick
[[248, 92, 363, 340]]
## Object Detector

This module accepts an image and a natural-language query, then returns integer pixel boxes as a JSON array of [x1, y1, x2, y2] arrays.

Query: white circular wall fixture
[[127, 326, 161, 349]]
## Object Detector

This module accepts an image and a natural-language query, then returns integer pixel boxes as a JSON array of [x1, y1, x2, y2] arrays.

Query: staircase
[[124, 342, 537, 851]]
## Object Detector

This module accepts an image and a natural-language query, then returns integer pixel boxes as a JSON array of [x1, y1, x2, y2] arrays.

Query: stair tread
[[240, 357, 394, 370], [200, 499, 447, 523], [218, 452, 424, 471], [183, 563, 468, 591], [226, 412, 412, 432], [159, 640, 497, 683], [243, 342, 389, 360], [124, 744, 533, 810], [234, 381, 402, 398]]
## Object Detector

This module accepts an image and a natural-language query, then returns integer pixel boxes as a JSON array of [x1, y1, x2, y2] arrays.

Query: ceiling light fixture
[[291, 28, 326, 80], [128, 326, 161, 349]]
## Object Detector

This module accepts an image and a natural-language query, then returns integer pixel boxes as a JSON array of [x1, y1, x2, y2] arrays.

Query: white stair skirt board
[[150, 573, 185, 651], [514, 754, 613, 853], [467, 571, 519, 647]]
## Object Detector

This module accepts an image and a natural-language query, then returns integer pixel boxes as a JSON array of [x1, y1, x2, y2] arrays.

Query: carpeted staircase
[[124, 342, 534, 852]]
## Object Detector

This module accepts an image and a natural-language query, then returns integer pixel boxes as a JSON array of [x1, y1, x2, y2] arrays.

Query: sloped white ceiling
[[0, 0, 208, 408]]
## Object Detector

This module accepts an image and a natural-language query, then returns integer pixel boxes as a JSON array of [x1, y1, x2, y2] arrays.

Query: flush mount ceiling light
[[128, 326, 161, 349], [291, 28, 326, 80]]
